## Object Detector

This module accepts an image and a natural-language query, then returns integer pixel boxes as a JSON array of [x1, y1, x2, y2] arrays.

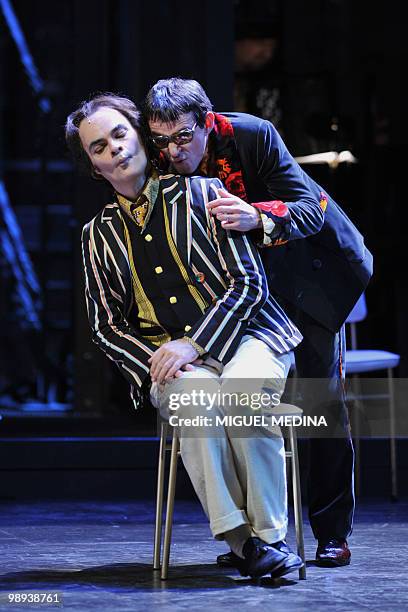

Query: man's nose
[[167, 142, 181, 158], [110, 141, 123, 157]]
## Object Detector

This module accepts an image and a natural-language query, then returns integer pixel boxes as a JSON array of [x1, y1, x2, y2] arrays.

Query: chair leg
[[161, 429, 179, 580], [289, 369, 298, 405], [153, 421, 168, 570], [289, 425, 306, 579], [388, 369, 398, 500]]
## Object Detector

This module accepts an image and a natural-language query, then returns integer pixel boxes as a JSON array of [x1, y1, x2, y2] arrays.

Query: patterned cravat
[[116, 171, 159, 229], [130, 194, 149, 228]]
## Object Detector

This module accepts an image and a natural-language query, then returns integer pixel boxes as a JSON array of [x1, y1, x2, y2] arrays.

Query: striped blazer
[[81, 174, 302, 405]]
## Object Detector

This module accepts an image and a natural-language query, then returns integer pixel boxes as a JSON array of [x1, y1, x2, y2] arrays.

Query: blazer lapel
[[160, 174, 192, 267]]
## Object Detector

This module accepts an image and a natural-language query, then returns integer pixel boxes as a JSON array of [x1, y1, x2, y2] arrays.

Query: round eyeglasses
[[150, 122, 198, 149]]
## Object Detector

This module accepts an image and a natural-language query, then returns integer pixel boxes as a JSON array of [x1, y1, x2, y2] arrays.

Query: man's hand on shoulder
[[148, 339, 200, 384], [207, 188, 262, 232]]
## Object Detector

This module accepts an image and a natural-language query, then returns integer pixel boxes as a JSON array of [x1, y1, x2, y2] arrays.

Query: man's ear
[[204, 111, 215, 132], [91, 164, 102, 180]]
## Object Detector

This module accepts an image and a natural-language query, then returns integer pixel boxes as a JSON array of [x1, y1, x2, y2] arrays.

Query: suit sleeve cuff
[[182, 336, 207, 356], [253, 201, 290, 247]]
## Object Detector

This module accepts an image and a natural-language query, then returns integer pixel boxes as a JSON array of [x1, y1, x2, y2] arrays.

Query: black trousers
[[284, 303, 355, 542]]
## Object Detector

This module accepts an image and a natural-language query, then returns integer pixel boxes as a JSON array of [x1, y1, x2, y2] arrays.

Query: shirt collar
[[116, 170, 160, 228]]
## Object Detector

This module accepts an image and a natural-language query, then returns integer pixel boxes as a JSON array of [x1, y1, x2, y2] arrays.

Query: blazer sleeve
[[81, 218, 157, 390], [252, 119, 326, 247], [186, 177, 269, 364]]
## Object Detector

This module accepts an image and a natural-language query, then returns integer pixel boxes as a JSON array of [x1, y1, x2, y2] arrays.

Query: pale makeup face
[[149, 112, 214, 175], [79, 107, 148, 198]]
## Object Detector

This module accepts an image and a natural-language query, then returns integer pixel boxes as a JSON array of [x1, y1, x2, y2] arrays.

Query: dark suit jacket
[[214, 112, 373, 333], [81, 175, 302, 406]]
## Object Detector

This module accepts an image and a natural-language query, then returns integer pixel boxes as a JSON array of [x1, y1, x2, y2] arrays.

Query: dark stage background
[[0, 0, 407, 497]]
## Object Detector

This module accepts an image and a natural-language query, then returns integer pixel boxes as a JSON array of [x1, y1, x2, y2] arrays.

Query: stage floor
[[0, 498, 407, 611]]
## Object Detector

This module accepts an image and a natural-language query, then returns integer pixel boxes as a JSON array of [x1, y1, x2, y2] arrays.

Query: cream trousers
[[150, 335, 291, 543]]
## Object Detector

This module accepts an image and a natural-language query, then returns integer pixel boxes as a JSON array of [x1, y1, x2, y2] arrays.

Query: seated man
[[65, 92, 306, 579]]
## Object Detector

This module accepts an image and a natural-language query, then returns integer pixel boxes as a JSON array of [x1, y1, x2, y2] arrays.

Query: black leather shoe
[[217, 539, 304, 579], [217, 541, 298, 566], [240, 537, 288, 578], [270, 540, 304, 578], [216, 550, 238, 568], [316, 539, 351, 567]]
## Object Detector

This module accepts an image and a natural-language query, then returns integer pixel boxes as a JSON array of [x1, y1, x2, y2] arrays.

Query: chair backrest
[[346, 293, 367, 323], [346, 293, 367, 351]]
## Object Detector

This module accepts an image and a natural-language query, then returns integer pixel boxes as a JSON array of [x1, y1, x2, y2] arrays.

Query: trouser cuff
[[255, 522, 288, 544], [211, 509, 249, 539]]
